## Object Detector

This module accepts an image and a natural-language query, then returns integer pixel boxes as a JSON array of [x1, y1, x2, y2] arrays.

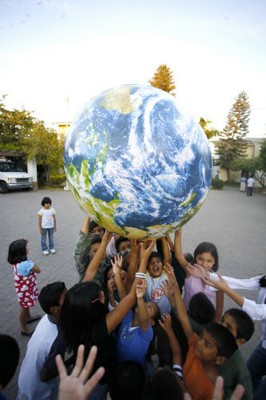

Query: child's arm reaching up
[[163, 264, 193, 339], [82, 230, 113, 282], [174, 229, 190, 273], [105, 240, 155, 335], [135, 280, 149, 331], [126, 240, 140, 291], [111, 255, 127, 300], [159, 313, 183, 367]]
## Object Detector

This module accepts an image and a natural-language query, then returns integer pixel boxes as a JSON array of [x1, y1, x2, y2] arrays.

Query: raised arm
[[161, 236, 171, 265], [163, 264, 193, 339], [80, 216, 90, 235], [135, 280, 149, 331], [174, 229, 189, 272], [159, 313, 183, 366], [82, 231, 112, 282], [111, 255, 127, 300], [126, 240, 140, 291], [105, 239, 156, 334]]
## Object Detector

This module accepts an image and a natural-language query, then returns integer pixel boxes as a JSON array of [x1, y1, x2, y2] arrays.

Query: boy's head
[[39, 281, 67, 318], [194, 322, 238, 365], [221, 308, 254, 346], [109, 361, 145, 400], [189, 292, 215, 325], [115, 237, 130, 255], [147, 252, 164, 278], [89, 221, 104, 237], [148, 368, 184, 400], [0, 335, 20, 391]]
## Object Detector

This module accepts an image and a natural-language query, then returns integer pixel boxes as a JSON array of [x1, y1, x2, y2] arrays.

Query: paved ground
[[0, 187, 265, 399]]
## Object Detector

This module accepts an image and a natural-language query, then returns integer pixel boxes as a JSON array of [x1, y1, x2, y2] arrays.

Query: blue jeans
[[247, 341, 266, 398], [41, 228, 55, 251]]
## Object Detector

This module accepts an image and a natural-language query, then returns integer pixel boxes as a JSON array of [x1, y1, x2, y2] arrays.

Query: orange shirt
[[183, 333, 214, 400]]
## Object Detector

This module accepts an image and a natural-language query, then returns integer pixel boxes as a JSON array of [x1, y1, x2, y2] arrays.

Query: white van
[[0, 159, 33, 193]]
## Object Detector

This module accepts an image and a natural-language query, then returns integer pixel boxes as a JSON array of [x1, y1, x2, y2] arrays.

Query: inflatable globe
[[64, 84, 212, 239]]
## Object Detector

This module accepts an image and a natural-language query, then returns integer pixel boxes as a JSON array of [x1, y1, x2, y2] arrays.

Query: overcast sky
[[1, 0, 266, 137]]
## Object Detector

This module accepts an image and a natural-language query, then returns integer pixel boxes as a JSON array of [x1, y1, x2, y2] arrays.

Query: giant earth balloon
[[64, 84, 212, 239]]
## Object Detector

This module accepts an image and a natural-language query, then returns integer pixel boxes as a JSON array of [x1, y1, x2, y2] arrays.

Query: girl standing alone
[[8, 239, 41, 336]]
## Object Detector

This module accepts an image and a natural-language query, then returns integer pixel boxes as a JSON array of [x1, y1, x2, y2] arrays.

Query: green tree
[[21, 120, 65, 184], [149, 64, 176, 95], [199, 117, 220, 140], [231, 139, 266, 188], [0, 95, 34, 151], [216, 91, 250, 181], [0, 95, 65, 184]]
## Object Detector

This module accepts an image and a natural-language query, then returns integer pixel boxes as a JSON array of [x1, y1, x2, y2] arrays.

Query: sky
[[1, 0, 266, 137]]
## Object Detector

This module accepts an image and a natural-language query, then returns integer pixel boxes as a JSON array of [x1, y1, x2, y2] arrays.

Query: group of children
[[1, 201, 266, 400]]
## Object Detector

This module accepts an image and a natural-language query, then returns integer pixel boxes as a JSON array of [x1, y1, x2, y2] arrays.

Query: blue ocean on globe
[[64, 84, 212, 239]]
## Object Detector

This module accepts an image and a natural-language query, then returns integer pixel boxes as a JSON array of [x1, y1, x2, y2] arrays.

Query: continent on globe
[[64, 84, 212, 239]]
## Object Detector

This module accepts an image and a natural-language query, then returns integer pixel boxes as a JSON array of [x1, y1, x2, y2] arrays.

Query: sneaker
[[42, 250, 49, 255], [50, 249, 56, 254]]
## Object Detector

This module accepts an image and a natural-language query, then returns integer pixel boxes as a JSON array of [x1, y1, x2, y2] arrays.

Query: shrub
[[50, 174, 66, 185], [211, 177, 224, 190]]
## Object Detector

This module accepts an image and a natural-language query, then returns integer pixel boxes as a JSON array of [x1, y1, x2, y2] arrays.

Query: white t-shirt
[[17, 315, 58, 400], [247, 177, 255, 188], [38, 207, 56, 229]]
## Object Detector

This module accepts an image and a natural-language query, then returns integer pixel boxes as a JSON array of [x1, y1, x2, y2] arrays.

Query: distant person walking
[[240, 176, 247, 192], [246, 176, 255, 197], [38, 196, 57, 255]]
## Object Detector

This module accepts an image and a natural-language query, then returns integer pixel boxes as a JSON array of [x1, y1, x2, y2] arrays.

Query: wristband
[[135, 272, 146, 279]]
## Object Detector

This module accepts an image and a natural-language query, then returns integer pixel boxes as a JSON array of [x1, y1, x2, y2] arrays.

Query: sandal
[[26, 315, 42, 324], [21, 329, 34, 337]]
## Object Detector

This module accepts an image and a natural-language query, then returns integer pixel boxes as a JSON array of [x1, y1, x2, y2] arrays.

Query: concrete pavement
[[0, 187, 265, 399]]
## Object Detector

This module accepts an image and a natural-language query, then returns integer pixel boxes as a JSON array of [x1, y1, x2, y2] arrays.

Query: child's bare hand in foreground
[[56, 344, 105, 400]]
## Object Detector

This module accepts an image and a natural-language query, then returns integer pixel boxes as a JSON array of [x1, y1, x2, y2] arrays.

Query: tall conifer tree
[[216, 91, 250, 180], [149, 64, 176, 95]]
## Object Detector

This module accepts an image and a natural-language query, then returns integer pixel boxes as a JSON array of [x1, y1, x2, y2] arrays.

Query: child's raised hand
[[102, 230, 113, 244], [159, 313, 172, 333], [110, 255, 123, 274], [163, 263, 178, 288], [203, 274, 228, 292], [140, 239, 156, 260], [136, 279, 147, 300], [187, 263, 208, 279], [161, 278, 174, 299], [56, 344, 105, 400], [129, 239, 140, 253]]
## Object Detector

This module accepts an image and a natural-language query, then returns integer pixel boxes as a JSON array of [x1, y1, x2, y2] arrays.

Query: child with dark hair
[[109, 361, 146, 400], [17, 281, 67, 400], [59, 240, 156, 400], [163, 264, 238, 400], [73, 216, 105, 281], [189, 292, 216, 334], [0, 335, 20, 399], [221, 308, 254, 346], [116, 278, 160, 372], [38, 196, 56, 255], [7, 239, 41, 336], [174, 229, 224, 322], [115, 236, 130, 255]]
